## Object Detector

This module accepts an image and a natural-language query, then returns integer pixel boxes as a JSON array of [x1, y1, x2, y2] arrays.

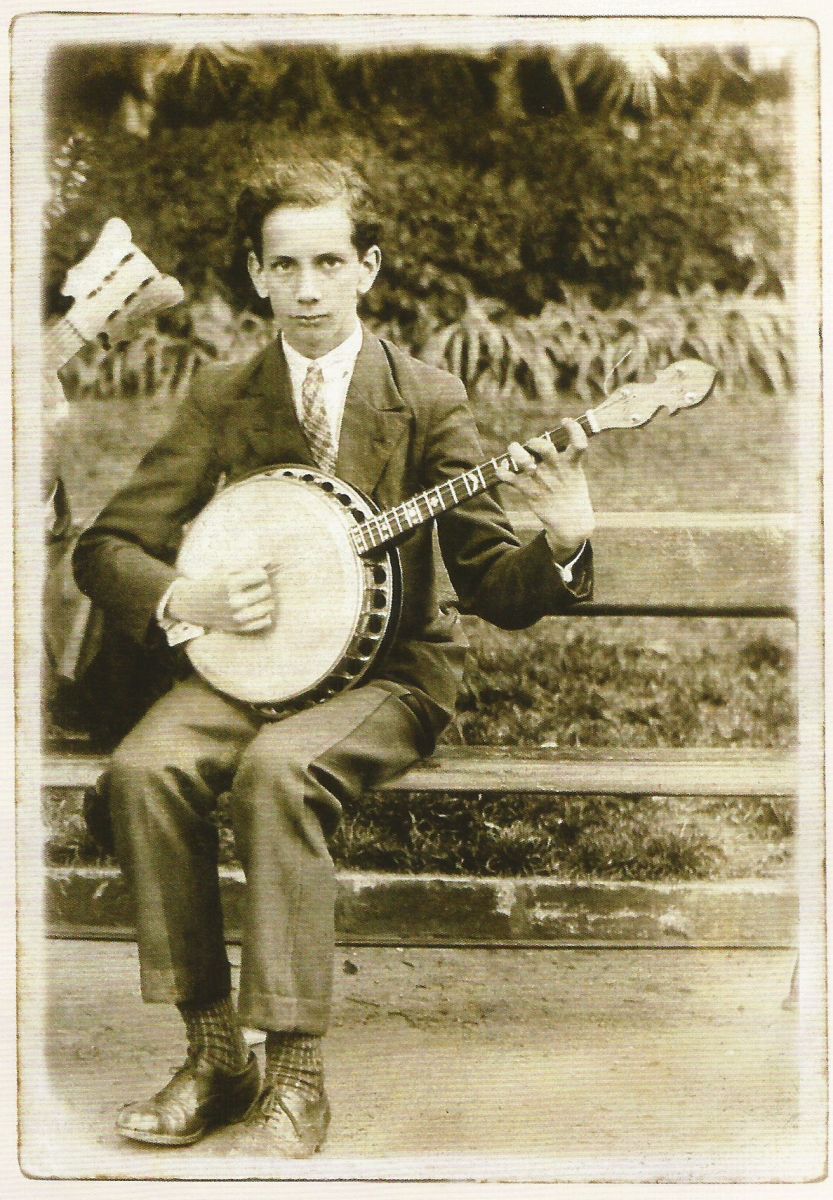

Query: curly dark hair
[[235, 157, 382, 262]]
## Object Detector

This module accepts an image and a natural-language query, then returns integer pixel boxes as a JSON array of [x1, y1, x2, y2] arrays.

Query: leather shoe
[[238, 1084, 331, 1158], [115, 1052, 260, 1146]]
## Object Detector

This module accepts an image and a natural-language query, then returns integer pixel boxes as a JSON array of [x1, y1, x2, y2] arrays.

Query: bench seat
[[42, 743, 795, 798]]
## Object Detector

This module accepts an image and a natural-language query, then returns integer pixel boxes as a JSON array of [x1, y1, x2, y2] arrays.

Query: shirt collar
[[281, 321, 363, 380]]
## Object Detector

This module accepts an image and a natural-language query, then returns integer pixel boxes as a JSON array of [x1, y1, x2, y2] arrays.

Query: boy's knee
[[232, 734, 302, 798], [109, 735, 164, 788], [109, 729, 203, 796]]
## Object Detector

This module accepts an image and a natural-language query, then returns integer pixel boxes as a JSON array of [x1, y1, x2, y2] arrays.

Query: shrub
[[44, 48, 793, 319], [420, 285, 793, 402], [57, 284, 793, 407]]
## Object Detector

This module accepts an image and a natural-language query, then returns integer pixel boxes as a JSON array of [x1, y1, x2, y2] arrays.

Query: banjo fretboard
[[350, 413, 596, 556]]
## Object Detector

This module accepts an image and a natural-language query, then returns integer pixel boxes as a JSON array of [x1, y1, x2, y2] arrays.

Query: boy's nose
[[296, 267, 321, 304]]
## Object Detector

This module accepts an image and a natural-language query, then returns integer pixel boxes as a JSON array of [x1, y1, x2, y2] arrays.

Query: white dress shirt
[[282, 320, 363, 448]]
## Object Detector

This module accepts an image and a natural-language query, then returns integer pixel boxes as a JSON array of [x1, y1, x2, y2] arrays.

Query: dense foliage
[[58, 283, 792, 410], [45, 44, 792, 327]]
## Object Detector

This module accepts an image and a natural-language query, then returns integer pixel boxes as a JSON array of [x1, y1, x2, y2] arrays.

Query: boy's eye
[[320, 256, 342, 269]]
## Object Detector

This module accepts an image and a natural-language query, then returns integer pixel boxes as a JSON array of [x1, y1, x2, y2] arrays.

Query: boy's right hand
[[167, 567, 274, 633]]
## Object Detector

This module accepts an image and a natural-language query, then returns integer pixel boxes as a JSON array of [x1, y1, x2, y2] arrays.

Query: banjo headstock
[[61, 217, 184, 348], [586, 359, 717, 433]]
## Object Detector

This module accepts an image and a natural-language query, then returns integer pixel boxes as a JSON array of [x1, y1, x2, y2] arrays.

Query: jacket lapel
[[236, 330, 412, 493], [238, 338, 311, 465], [336, 331, 411, 497]]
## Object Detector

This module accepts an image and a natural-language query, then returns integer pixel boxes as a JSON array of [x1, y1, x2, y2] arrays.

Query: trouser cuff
[[238, 990, 330, 1035]]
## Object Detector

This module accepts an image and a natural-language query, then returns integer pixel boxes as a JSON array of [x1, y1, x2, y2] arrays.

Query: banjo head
[[176, 467, 397, 710]]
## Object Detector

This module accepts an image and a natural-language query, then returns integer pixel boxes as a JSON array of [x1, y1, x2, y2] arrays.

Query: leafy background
[[47, 41, 793, 400]]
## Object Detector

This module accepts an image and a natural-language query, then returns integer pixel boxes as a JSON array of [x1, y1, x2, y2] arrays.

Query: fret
[[44, 317, 85, 376], [352, 523, 368, 553], [460, 465, 486, 496], [445, 479, 459, 504], [404, 498, 422, 526], [390, 507, 404, 533], [551, 430, 568, 452]]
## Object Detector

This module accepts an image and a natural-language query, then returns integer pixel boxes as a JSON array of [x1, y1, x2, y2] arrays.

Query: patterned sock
[[177, 995, 249, 1074], [263, 1032, 324, 1103]]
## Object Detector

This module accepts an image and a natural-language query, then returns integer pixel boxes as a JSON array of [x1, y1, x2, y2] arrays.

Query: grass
[[329, 617, 795, 880], [454, 620, 795, 750], [43, 617, 796, 880]]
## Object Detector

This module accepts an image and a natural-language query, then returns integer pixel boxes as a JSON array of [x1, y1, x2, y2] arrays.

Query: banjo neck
[[351, 417, 593, 556], [43, 316, 86, 381], [351, 356, 718, 558]]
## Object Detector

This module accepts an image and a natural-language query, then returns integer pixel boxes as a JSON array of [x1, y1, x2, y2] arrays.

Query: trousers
[[107, 673, 434, 1034]]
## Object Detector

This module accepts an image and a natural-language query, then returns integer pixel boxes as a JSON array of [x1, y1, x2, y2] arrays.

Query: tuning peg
[[61, 218, 134, 300]]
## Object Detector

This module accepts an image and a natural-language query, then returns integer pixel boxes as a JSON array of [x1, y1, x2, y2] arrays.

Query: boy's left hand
[[494, 418, 596, 560]]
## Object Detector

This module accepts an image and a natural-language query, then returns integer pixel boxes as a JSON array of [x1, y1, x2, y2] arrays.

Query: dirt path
[[19, 940, 818, 1183]]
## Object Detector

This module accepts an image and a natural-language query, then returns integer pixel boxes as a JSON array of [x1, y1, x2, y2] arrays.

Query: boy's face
[[248, 199, 381, 358]]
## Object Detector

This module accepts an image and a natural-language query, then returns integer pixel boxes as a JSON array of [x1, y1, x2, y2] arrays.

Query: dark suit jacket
[[73, 328, 592, 730]]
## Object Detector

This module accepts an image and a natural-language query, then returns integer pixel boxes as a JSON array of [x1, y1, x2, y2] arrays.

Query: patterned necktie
[[300, 362, 337, 474]]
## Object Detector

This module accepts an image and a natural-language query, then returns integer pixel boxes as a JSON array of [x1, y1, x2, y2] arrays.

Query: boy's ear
[[247, 250, 269, 300], [356, 245, 382, 296]]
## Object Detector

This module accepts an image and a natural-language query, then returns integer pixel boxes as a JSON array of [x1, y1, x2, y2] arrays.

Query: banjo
[[44, 216, 185, 392], [176, 358, 716, 718], [43, 219, 184, 684]]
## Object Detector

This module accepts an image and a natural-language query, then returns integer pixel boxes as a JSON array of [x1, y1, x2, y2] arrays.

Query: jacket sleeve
[[72, 376, 221, 646], [424, 377, 592, 630]]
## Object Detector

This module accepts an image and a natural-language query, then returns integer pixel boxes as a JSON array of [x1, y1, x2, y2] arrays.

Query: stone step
[[46, 866, 796, 949]]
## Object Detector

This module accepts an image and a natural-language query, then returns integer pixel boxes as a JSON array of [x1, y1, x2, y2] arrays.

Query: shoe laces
[[257, 1085, 287, 1120]]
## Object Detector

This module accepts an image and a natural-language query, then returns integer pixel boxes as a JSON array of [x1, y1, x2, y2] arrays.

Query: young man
[[73, 158, 595, 1158]]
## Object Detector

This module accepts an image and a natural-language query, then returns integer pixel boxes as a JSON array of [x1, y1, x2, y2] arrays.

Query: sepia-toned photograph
[[11, 7, 825, 1184]]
